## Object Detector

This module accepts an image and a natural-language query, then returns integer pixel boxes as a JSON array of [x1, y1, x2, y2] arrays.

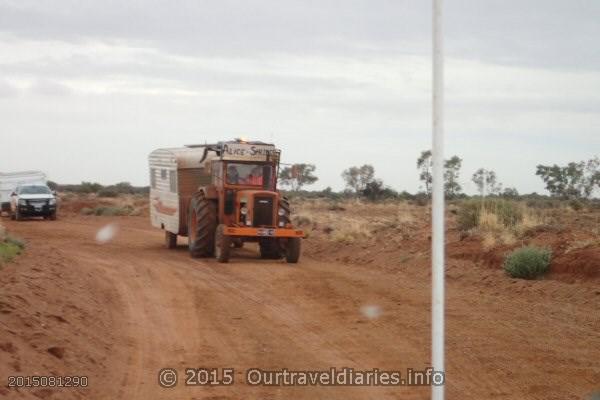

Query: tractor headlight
[[49, 198, 56, 205], [278, 208, 285, 216], [18, 199, 27, 206], [240, 206, 248, 215]]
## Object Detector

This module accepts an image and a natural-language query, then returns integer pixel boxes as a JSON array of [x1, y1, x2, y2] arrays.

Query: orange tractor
[[149, 139, 304, 263]]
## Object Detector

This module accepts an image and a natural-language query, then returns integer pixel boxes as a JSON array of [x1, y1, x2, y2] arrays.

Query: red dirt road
[[1, 215, 599, 399]]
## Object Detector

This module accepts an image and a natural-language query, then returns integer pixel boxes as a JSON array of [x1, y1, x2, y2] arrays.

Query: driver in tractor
[[246, 166, 263, 186], [227, 165, 240, 184]]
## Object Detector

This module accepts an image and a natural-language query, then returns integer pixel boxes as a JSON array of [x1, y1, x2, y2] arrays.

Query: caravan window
[[150, 168, 157, 189], [169, 170, 177, 193]]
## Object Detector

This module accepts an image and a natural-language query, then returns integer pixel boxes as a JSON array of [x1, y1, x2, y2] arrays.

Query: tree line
[[279, 152, 600, 201]]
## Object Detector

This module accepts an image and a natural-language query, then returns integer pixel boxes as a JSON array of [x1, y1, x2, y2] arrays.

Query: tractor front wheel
[[285, 238, 301, 264], [215, 224, 231, 263]]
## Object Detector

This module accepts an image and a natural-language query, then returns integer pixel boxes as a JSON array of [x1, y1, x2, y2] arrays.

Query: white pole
[[432, 0, 445, 399]]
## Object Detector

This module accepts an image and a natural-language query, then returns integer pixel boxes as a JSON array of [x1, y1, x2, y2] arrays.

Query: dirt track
[[1, 215, 599, 399]]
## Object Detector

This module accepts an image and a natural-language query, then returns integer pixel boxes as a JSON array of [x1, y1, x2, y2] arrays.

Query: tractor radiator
[[253, 195, 274, 227]]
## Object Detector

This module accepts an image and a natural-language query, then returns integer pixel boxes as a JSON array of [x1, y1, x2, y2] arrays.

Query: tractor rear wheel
[[285, 237, 301, 263], [215, 224, 231, 263], [188, 192, 216, 257], [165, 231, 177, 249], [259, 238, 282, 259]]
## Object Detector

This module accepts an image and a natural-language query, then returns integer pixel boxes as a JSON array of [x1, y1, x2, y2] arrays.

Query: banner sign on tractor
[[222, 143, 279, 161]]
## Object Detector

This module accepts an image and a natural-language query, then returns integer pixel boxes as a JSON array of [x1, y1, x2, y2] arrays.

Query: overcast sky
[[1, 0, 599, 194]]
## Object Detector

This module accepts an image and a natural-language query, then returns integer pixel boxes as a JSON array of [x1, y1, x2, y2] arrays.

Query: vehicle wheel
[[286, 238, 301, 263], [49, 213, 57, 221], [188, 192, 217, 257], [232, 238, 244, 248], [215, 224, 231, 263], [165, 231, 177, 249], [259, 238, 283, 259]]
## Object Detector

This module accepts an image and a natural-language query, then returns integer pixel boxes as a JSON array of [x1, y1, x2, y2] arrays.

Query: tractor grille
[[253, 195, 274, 226]]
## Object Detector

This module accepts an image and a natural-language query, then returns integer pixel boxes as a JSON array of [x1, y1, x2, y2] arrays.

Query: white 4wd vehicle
[[10, 184, 58, 221]]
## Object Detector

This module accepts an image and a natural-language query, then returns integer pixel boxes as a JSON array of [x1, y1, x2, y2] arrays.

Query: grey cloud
[[29, 79, 71, 96], [0, 80, 19, 98], [1, 1, 598, 69]]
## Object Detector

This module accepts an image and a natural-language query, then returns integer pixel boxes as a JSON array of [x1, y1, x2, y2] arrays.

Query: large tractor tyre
[[279, 196, 291, 225], [188, 193, 217, 257], [215, 224, 231, 263], [259, 238, 283, 259], [165, 231, 177, 249], [285, 237, 301, 264]]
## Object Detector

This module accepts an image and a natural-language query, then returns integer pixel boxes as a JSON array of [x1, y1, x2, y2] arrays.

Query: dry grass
[[459, 199, 546, 249], [293, 198, 421, 245], [564, 237, 600, 254]]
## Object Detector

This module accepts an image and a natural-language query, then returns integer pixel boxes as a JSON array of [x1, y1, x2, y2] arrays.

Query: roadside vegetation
[[503, 246, 552, 279], [0, 225, 25, 265], [49, 181, 149, 197], [80, 205, 140, 216]]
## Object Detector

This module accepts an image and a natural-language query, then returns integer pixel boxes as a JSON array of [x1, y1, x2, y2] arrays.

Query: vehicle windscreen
[[19, 185, 51, 195], [226, 163, 270, 186]]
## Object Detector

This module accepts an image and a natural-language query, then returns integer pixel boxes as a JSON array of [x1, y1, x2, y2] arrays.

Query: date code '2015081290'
[[8, 375, 89, 388]]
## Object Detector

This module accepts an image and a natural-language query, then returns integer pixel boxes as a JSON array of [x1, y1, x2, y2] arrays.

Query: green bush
[[0, 235, 25, 264], [503, 246, 551, 279], [5, 235, 25, 249]]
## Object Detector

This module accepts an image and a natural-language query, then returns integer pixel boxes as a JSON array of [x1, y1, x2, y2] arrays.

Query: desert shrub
[[328, 203, 346, 211], [588, 199, 600, 210], [458, 199, 523, 232], [97, 188, 119, 198], [569, 199, 583, 211], [525, 198, 561, 209], [5, 235, 25, 249], [80, 207, 94, 215], [413, 192, 429, 206], [59, 182, 149, 195], [93, 206, 134, 216], [293, 215, 312, 227], [494, 200, 523, 227], [0, 235, 25, 264], [457, 202, 479, 231], [331, 220, 372, 244], [78, 181, 103, 193], [503, 246, 551, 279]]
